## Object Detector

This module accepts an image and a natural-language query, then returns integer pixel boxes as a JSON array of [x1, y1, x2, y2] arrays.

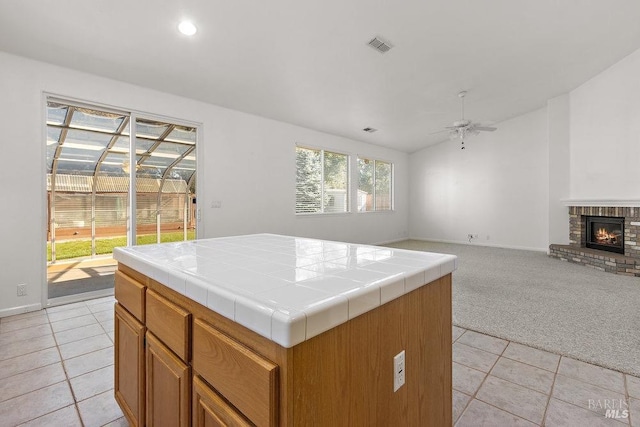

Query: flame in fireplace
[[595, 227, 621, 245]]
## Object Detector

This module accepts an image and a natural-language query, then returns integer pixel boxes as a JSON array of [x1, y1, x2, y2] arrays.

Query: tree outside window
[[296, 146, 349, 214], [357, 158, 393, 212]]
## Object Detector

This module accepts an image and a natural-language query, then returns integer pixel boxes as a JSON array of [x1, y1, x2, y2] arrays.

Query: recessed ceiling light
[[178, 21, 197, 36]]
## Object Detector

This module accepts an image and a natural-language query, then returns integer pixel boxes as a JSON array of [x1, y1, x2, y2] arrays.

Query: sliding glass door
[[46, 98, 197, 301], [134, 119, 196, 246]]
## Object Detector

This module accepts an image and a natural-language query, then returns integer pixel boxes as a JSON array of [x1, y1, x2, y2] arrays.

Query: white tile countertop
[[113, 234, 457, 348]]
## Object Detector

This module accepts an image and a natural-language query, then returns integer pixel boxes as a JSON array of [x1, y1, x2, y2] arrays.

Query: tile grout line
[[556, 357, 629, 395], [47, 301, 88, 427], [454, 331, 544, 426], [71, 301, 123, 427], [452, 329, 474, 425], [538, 354, 563, 426], [624, 374, 632, 427], [545, 355, 633, 426], [458, 326, 635, 417], [456, 336, 557, 396], [469, 338, 548, 426], [0, 307, 84, 426], [454, 329, 502, 425], [457, 323, 639, 379], [454, 331, 607, 426]]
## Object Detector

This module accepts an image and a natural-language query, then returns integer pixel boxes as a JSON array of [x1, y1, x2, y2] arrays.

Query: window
[[296, 146, 349, 214], [357, 157, 393, 212]]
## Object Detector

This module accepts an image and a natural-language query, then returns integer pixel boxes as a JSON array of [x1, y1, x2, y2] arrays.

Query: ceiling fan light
[[439, 91, 498, 145], [449, 129, 465, 140]]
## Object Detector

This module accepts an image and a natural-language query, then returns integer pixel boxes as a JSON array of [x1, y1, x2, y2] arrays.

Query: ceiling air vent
[[363, 127, 377, 133], [367, 37, 393, 54]]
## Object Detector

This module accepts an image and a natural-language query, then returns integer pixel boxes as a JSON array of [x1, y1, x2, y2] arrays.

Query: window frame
[[356, 156, 394, 213], [295, 145, 351, 215]]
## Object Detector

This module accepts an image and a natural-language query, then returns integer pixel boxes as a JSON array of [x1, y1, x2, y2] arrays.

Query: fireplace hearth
[[549, 205, 640, 277], [586, 216, 624, 254]]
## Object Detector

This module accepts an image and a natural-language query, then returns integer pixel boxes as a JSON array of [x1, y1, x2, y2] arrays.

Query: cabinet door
[[193, 375, 252, 427], [115, 303, 145, 427], [193, 319, 278, 426], [146, 332, 191, 427]]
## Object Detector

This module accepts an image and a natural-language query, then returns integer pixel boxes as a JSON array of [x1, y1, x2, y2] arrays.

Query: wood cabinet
[[114, 303, 146, 427], [193, 375, 252, 427], [193, 319, 278, 426], [115, 269, 146, 322], [115, 264, 452, 426], [115, 271, 195, 427], [146, 289, 191, 361], [146, 332, 191, 427]]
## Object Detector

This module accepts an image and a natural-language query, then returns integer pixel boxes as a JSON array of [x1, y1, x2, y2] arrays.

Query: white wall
[[201, 107, 409, 243], [409, 108, 549, 251], [569, 48, 640, 199], [547, 94, 570, 245], [407, 47, 640, 252], [0, 52, 409, 316]]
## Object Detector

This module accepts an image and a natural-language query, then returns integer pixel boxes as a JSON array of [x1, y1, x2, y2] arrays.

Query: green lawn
[[48, 231, 196, 261]]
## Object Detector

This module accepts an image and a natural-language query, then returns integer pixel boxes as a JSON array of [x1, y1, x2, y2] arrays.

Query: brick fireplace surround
[[549, 206, 640, 277]]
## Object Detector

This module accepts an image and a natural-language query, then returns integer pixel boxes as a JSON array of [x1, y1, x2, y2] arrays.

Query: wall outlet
[[211, 200, 222, 208], [17, 284, 27, 297], [393, 350, 405, 392]]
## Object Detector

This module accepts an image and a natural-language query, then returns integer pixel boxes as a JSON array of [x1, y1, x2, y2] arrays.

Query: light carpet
[[385, 240, 640, 376]]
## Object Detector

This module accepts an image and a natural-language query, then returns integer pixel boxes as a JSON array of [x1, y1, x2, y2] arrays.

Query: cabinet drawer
[[146, 290, 191, 361], [115, 270, 146, 322], [193, 375, 252, 427], [193, 319, 278, 427]]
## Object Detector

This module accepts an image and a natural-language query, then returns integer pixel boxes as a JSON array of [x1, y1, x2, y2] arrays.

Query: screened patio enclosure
[[46, 99, 197, 298]]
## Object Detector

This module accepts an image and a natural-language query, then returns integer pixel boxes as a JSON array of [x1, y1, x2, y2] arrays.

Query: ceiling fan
[[442, 91, 497, 149]]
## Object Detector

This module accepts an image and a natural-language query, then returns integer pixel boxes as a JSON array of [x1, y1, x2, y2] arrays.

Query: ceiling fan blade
[[438, 91, 496, 138], [428, 129, 449, 135]]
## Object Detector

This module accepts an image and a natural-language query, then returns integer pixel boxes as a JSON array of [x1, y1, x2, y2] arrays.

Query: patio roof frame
[[46, 98, 197, 263]]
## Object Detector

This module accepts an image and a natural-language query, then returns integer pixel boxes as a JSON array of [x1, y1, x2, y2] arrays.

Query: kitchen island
[[113, 234, 456, 426]]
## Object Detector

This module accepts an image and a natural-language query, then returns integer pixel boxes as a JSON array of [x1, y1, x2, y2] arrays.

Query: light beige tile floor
[[0, 296, 126, 427], [453, 325, 639, 426], [1, 298, 639, 426]]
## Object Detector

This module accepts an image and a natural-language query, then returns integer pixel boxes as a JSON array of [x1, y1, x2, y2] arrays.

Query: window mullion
[[319, 149, 324, 213], [372, 160, 377, 211], [389, 162, 392, 211], [128, 114, 137, 246]]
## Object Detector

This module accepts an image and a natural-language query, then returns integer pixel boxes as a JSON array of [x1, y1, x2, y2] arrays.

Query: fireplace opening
[[585, 216, 624, 254]]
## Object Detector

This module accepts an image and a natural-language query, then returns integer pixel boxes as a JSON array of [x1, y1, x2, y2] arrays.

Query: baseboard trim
[[0, 303, 43, 319], [409, 237, 548, 253], [374, 237, 409, 246]]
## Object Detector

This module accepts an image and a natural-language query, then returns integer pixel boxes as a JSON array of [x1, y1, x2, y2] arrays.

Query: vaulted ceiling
[[1, 0, 640, 152]]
